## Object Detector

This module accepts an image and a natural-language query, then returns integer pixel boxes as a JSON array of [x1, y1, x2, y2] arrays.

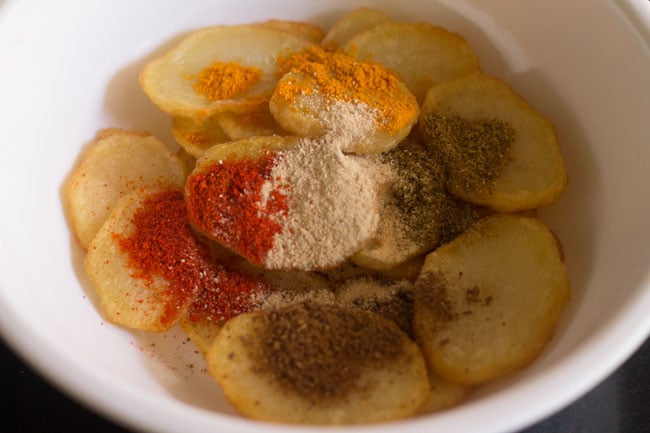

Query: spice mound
[[270, 45, 419, 154], [206, 301, 430, 424], [193, 61, 262, 101], [352, 139, 484, 272]]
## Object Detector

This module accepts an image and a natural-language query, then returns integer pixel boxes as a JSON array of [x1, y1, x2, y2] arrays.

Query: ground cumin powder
[[335, 276, 415, 338], [384, 140, 483, 246], [193, 61, 262, 101], [255, 301, 406, 404], [415, 271, 457, 325], [422, 114, 515, 194]]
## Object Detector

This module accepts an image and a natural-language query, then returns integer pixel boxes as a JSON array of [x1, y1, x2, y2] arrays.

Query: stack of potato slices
[[65, 7, 570, 425]]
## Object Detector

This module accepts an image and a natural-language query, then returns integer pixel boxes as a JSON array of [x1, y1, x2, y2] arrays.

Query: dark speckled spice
[[421, 114, 515, 195], [256, 301, 406, 404]]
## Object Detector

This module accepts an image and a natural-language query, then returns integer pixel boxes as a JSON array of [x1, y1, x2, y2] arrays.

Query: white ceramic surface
[[0, 1, 649, 432]]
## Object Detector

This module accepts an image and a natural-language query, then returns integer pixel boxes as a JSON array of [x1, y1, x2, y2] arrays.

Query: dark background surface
[[1, 336, 649, 433]]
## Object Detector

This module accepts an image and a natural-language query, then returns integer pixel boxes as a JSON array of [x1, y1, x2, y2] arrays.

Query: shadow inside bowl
[[103, 31, 194, 149], [131, 326, 239, 414]]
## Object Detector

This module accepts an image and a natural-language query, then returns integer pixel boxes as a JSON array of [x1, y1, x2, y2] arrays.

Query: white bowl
[[1, 0, 649, 432]]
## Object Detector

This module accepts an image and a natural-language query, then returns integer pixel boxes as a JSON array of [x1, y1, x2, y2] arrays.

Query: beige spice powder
[[260, 100, 383, 270]]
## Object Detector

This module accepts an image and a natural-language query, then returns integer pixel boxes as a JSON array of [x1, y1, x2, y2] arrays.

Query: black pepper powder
[[254, 301, 407, 404]]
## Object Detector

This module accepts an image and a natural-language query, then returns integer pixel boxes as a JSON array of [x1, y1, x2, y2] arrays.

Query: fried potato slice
[[352, 140, 483, 271], [216, 103, 288, 140], [321, 7, 391, 48], [377, 255, 425, 282], [141, 25, 313, 120], [66, 129, 186, 250], [416, 373, 470, 415], [171, 115, 229, 157], [258, 19, 326, 43], [344, 22, 481, 103], [320, 256, 423, 286], [269, 47, 419, 154], [420, 73, 568, 212], [179, 317, 220, 355], [85, 189, 202, 332], [184, 135, 299, 266], [413, 214, 570, 385], [207, 302, 429, 424], [175, 147, 197, 173], [185, 135, 380, 270]]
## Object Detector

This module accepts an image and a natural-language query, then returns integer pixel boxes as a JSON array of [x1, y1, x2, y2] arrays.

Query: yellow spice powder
[[178, 131, 212, 146], [275, 46, 418, 132], [193, 61, 262, 101]]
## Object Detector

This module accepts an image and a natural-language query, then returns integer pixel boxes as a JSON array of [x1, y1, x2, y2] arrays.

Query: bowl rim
[[1, 0, 649, 432]]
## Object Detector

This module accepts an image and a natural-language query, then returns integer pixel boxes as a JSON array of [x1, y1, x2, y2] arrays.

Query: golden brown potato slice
[[179, 317, 220, 355], [319, 260, 385, 285], [171, 115, 229, 157], [207, 301, 430, 424], [420, 73, 568, 212], [377, 255, 425, 282], [141, 25, 313, 120], [175, 147, 197, 174], [344, 22, 481, 103], [322, 7, 391, 48], [416, 373, 470, 415], [85, 189, 215, 332], [258, 19, 326, 43], [352, 140, 483, 271], [269, 46, 419, 154], [66, 129, 186, 250], [216, 103, 287, 140], [320, 256, 423, 286], [185, 135, 380, 270], [413, 214, 570, 385]]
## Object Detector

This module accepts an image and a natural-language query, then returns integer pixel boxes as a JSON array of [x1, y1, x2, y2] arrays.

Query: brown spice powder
[[465, 286, 493, 306], [256, 301, 406, 404], [384, 140, 447, 242], [415, 271, 457, 324], [421, 114, 515, 195], [376, 139, 483, 255], [335, 276, 415, 337]]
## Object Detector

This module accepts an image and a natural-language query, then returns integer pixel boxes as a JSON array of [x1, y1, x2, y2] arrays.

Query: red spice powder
[[185, 155, 289, 265], [187, 268, 269, 325], [113, 189, 264, 325]]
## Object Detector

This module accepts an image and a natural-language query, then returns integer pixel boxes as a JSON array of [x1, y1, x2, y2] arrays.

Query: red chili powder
[[187, 268, 269, 326], [113, 189, 263, 325], [185, 155, 289, 266]]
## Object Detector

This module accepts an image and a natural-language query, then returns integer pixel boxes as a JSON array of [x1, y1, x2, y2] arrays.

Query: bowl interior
[[1, 1, 649, 432]]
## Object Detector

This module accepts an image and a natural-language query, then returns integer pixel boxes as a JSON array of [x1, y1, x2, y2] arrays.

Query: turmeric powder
[[275, 46, 418, 132], [193, 61, 262, 101], [177, 130, 212, 147]]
